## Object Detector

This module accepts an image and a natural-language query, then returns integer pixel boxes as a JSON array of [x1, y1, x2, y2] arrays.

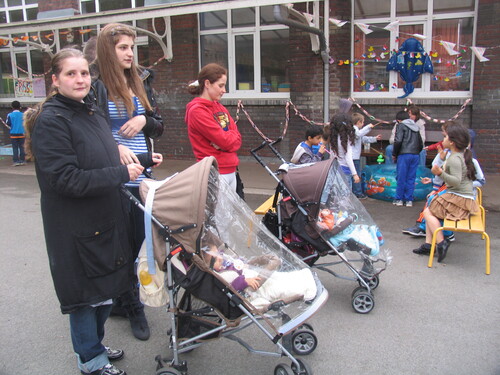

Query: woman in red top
[[185, 63, 242, 191]]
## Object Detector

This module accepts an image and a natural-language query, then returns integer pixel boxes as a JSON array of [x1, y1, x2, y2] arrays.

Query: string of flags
[[350, 97, 471, 124], [327, 17, 492, 63], [0, 29, 94, 46]]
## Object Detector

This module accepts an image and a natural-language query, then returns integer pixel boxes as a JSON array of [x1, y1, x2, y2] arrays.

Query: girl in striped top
[[89, 23, 164, 342]]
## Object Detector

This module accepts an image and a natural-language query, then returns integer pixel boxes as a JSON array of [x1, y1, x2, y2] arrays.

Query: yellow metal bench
[[428, 190, 490, 274], [254, 194, 278, 215]]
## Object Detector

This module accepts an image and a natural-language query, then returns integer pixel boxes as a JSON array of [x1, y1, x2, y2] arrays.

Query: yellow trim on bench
[[428, 201, 490, 275], [254, 194, 278, 215]]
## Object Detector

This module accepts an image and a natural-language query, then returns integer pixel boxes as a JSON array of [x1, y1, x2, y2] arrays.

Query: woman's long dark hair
[[328, 113, 356, 155], [445, 122, 476, 181]]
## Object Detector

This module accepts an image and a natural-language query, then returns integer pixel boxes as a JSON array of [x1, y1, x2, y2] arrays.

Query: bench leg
[[484, 232, 491, 275], [428, 227, 445, 268]]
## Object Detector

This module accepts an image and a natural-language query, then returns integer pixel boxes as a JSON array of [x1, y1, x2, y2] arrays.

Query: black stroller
[[252, 140, 391, 314], [125, 156, 328, 375]]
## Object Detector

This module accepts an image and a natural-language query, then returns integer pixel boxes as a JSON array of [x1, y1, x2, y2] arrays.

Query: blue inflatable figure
[[362, 164, 433, 202], [386, 38, 433, 98]]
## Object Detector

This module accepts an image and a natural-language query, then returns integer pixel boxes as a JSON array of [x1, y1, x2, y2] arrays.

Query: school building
[[0, 0, 498, 173]]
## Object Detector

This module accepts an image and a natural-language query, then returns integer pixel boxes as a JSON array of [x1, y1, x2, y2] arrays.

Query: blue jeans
[[11, 137, 25, 163], [386, 144, 426, 166], [340, 165, 353, 191], [352, 159, 364, 196], [395, 153, 419, 202], [70, 304, 112, 373]]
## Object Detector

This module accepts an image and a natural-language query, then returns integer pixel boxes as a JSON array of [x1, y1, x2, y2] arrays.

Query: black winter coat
[[32, 94, 135, 314], [393, 119, 423, 156]]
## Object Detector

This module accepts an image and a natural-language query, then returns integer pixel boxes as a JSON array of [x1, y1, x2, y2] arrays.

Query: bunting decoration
[[440, 41, 460, 56], [383, 20, 399, 32], [355, 22, 373, 35], [470, 46, 490, 62], [329, 18, 348, 27]]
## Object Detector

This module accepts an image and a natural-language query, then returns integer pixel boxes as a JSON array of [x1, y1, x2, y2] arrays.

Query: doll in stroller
[[131, 156, 328, 375], [252, 140, 391, 314]]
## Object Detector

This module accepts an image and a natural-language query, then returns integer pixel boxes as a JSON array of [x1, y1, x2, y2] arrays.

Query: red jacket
[[185, 97, 242, 174]]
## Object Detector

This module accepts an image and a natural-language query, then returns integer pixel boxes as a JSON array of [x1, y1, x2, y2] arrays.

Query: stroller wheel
[[156, 369, 182, 375], [290, 358, 313, 375], [358, 275, 380, 290], [297, 323, 314, 332], [351, 287, 375, 314], [274, 363, 294, 375], [291, 330, 318, 356]]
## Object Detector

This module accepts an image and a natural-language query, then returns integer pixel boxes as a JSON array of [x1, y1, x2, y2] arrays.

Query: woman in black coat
[[29, 48, 143, 375]]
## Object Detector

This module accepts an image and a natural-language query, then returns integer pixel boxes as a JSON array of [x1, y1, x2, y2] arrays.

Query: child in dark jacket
[[393, 110, 423, 207]]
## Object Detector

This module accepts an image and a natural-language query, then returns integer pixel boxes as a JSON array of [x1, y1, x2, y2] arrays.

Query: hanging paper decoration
[[440, 41, 460, 56], [384, 20, 399, 32], [329, 18, 348, 27], [355, 22, 373, 35], [412, 34, 427, 40], [470, 46, 490, 62], [386, 38, 434, 98]]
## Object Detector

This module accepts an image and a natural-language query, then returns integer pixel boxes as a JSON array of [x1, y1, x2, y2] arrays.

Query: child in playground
[[412, 124, 479, 262], [386, 105, 426, 166], [328, 113, 359, 189], [203, 246, 317, 310], [351, 113, 381, 199], [290, 124, 326, 164], [403, 124, 485, 239], [6, 100, 26, 166], [392, 110, 423, 207]]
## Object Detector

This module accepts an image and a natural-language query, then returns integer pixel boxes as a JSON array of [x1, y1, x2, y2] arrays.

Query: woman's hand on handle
[[118, 144, 140, 165], [118, 115, 147, 138], [151, 152, 163, 167], [127, 163, 144, 181]]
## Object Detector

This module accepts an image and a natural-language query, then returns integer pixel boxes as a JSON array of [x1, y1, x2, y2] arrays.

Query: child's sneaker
[[82, 363, 126, 375], [105, 347, 124, 361], [445, 233, 455, 242], [405, 201, 413, 207], [393, 200, 403, 206]]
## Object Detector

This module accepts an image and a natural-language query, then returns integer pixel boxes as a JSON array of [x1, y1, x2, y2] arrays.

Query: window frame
[[351, 0, 477, 99], [199, 6, 290, 100]]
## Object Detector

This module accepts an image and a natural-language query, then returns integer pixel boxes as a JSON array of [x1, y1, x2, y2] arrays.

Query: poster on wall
[[33, 78, 46, 97], [14, 78, 33, 97]]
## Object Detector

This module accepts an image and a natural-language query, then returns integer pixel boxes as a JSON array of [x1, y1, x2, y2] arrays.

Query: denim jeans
[[395, 153, 419, 202], [385, 144, 426, 166], [352, 159, 364, 196], [11, 137, 25, 163], [340, 165, 353, 191], [70, 304, 112, 373]]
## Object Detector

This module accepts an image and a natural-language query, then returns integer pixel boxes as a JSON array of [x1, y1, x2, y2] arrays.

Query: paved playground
[[0, 157, 498, 375]]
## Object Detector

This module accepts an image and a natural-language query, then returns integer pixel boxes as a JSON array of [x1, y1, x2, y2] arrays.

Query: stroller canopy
[[282, 158, 334, 216], [139, 156, 218, 265]]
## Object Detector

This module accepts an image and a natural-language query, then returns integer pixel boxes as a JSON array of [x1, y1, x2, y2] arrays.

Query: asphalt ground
[[0, 156, 499, 375]]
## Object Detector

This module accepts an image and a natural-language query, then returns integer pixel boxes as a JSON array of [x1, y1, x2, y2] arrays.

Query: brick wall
[[471, 0, 500, 173], [37, 0, 79, 13], [2, 0, 498, 173]]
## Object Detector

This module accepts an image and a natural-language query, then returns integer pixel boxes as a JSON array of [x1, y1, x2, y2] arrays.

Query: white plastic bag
[[137, 242, 168, 307]]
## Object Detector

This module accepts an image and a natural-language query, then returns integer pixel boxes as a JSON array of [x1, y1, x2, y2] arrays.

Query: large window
[[0, 0, 39, 98], [199, 6, 290, 98], [352, 0, 475, 98]]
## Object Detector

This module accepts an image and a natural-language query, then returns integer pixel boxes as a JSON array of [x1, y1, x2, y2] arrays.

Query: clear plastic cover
[[200, 167, 327, 333], [317, 160, 392, 277]]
